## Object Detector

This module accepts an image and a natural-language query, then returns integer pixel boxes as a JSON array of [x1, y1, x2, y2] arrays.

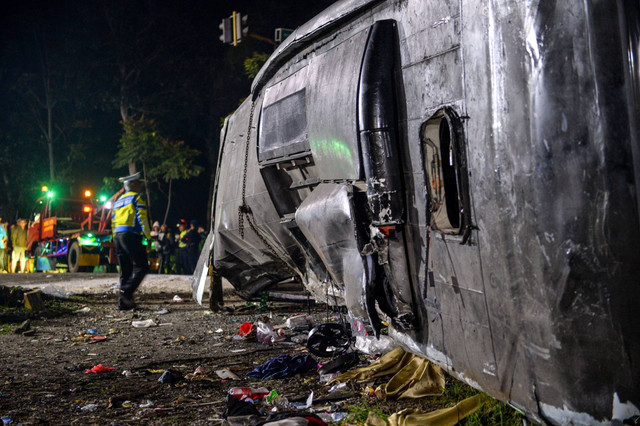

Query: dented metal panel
[[197, 0, 640, 424], [295, 183, 367, 318]]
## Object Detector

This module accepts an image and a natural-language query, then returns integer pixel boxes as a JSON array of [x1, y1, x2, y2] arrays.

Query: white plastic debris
[[284, 314, 314, 329], [328, 382, 348, 393], [172, 295, 185, 303], [132, 319, 157, 328], [80, 403, 98, 412], [140, 400, 154, 408], [215, 368, 239, 380], [355, 335, 395, 355], [73, 307, 91, 314]]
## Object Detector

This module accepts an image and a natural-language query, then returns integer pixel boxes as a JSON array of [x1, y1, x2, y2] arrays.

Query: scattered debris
[[14, 319, 30, 334], [223, 394, 261, 421], [84, 364, 115, 374], [90, 335, 107, 342], [132, 319, 156, 328], [139, 400, 154, 408], [73, 307, 91, 314], [215, 368, 239, 380], [23, 290, 43, 311], [256, 320, 284, 343], [158, 369, 182, 385], [306, 323, 350, 357], [355, 334, 395, 355], [172, 295, 185, 303], [153, 308, 170, 315], [327, 382, 347, 393], [228, 387, 270, 401], [247, 354, 317, 380], [284, 314, 314, 329], [318, 352, 359, 376], [80, 403, 98, 412], [108, 385, 161, 408]]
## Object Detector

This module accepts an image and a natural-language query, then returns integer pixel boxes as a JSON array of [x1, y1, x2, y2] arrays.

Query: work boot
[[118, 294, 137, 311]]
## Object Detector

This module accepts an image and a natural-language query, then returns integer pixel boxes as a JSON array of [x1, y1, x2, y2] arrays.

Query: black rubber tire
[[68, 241, 81, 273]]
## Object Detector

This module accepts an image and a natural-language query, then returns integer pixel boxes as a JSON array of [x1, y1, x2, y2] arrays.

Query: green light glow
[[47, 191, 54, 198], [78, 234, 98, 247], [310, 138, 354, 166], [99, 195, 107, 202]]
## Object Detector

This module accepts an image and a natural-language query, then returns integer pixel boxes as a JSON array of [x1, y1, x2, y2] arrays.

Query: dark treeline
[[0, 0, 336, 227]]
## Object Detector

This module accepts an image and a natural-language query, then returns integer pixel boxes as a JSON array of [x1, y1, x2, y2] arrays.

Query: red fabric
[[84, 364, 115, 374], [238, 322, 253, 336]]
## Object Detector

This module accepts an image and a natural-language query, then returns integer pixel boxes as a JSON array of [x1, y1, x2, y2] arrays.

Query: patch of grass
[[428, 377, 524, 425], [344, 399, 389, 424], [0, 323, 15, 334], [336, 376, 523, 426]]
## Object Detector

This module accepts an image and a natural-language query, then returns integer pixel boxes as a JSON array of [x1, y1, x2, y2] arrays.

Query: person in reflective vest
[[112, 172, 151, 310], [177, 219, 189, 274]]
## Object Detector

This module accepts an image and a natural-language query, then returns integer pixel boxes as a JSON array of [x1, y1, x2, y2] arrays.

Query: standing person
[[0, 218, 7, 273], [112, 172, 152, 310], [11, 219, 27, 273], [150, 221, 161, 272], [156, 223, 173, 274], [176, 219, 189, 274], [185, 220, 202, 274]]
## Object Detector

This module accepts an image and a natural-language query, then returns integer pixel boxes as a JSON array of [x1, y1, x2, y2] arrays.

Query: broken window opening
[[421, 108, 470, 237]]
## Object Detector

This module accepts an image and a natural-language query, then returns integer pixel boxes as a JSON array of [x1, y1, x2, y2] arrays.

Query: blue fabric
[[0, 225, 6, 249], [247, 354, 317, 380]]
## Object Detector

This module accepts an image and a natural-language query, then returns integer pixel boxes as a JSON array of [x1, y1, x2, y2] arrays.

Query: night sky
[[0, 0, 337, 227]]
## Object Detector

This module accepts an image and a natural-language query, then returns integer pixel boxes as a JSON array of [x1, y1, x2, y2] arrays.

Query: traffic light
[[220, 12, 248, 46], [219, 16, 232, 44], [233, 12, 248, 46], [84, 189, 92, 198]]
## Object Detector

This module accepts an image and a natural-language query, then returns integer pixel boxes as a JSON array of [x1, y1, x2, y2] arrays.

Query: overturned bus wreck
[[193, 0, 640, 424]]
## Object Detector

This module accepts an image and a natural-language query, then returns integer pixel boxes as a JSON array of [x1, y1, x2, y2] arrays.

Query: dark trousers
[[115, 232, 149, 297], [177, 247, 191, 274]]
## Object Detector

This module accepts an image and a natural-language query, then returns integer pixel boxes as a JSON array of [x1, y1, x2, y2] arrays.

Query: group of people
[[0, 217, 29, 273], [149, 218, 205, 276]]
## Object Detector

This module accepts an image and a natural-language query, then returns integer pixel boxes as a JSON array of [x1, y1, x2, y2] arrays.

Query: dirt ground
[[0, 283, 522, 425]]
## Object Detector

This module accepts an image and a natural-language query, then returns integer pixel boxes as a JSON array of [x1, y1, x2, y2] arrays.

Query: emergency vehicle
[[26, 188, 121, 272]]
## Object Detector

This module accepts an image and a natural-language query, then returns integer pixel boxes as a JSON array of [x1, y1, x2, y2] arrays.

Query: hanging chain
[[238, 101, 256, 239]]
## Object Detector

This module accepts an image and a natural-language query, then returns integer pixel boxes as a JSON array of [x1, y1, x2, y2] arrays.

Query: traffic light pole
[[248, 33, 276, 45]]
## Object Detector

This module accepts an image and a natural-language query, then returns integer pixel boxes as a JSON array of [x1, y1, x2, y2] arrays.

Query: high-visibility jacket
[[112, 191, 151, 240], [178, 230, 188, 248]]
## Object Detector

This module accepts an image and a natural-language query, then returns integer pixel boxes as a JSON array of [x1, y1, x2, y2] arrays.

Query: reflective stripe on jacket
[[178, 230, 188, 248], [112, 191, 151, 239]]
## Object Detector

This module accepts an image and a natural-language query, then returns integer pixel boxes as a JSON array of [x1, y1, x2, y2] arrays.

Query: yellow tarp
[[366, 395, 482, 426], [328, 347, 445, 400]]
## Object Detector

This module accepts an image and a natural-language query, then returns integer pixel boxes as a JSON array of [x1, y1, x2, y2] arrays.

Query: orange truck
[[25, 189, 122, 272]]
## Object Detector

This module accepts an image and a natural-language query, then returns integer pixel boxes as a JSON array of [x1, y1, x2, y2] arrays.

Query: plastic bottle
[[228, 387, 270, 401]]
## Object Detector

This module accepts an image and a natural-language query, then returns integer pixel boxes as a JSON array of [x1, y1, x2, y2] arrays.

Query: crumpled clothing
[[365, 395, 482, 426], [84, 364, 115, 374], [224, 394, 261, 419], [247, 354, 317, 380], [328, 347, 444, 400]]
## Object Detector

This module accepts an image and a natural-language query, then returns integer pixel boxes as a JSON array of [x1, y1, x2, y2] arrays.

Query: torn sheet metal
[[191, 231, 213, 305], [295, 183, 367, 319]]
